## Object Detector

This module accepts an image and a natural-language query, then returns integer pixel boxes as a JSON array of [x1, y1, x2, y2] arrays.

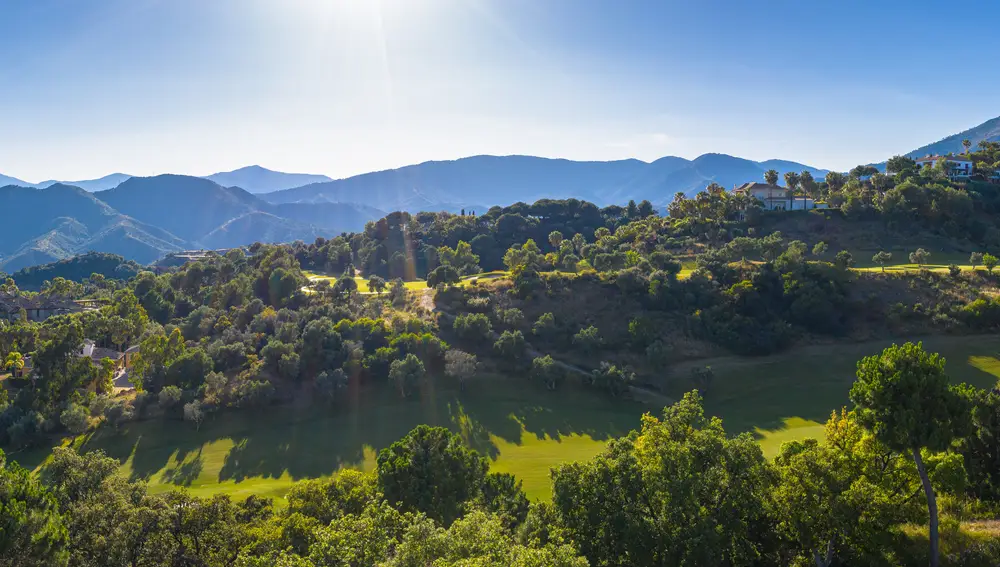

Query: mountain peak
[[204, 166, 333, 194]]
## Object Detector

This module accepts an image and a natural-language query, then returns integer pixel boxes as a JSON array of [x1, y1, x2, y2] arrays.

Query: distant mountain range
[[0, 166, 332, 195], [261, 153, 830, 211], [205, 165, 333, 194], [1, 114, 997, 272], [0, 176, 383, 272]]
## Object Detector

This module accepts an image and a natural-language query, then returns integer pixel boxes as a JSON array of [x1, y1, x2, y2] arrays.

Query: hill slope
[[36, 173, 132, 192], [198, 211, 325, 249], [0, 184, 186, 272], [906, 115, 1000, 157], [205, 165, 333, 194], [95, 175, 376, 247], [0, 173, 31, 187], [261, 154, 829, 209], [10, 252, 143, 290]]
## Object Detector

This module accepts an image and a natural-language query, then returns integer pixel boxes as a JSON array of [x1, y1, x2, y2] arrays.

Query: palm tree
[[963, 139, 972, 154], [784, 171, 800, 210], [764, 169, 779, 186], [4, 352, 24, 376]]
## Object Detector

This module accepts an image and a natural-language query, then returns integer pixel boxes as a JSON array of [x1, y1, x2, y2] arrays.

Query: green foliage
[[426, 264, 461, 287], [530, 355, 563, 391], [958, 387, 1000, 502], [0, 449, 69, 566], [851, 342, 970, 453], [850, 341, 972, 567], [771, 410, 921, 566], [452, 313, 493, 344], [873, 250, 893, 272], [376, 425, 488, 526], [315, 369, 348, 404], [589, 362, 634, 398], [388, 353, 425, 398], [493, 330, 528, 370], [552, 392, 775, 567], [531, 312, 555, 337], [983, 254, 998, 273], [571, 325, 602, 349], [910, 248, 931, 266]]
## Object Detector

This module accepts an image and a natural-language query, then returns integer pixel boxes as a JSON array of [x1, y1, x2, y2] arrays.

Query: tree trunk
[[813, 536, 835, 567], [913, 447, 939, 567]]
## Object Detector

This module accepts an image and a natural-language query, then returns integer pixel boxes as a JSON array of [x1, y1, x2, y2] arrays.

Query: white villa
[[732, 182, 826, 211], [915, 155, 973, 180]]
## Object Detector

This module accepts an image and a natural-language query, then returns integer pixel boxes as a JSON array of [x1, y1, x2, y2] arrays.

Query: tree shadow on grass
[[161, 448, 205, 487], [663, 335, 1000, 441], [212, 373, 647, 485], [32, 372, 652, 490]]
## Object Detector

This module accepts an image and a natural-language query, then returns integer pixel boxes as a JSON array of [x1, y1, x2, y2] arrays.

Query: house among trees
[[732, 182, 824, 211], [13, 339, 138, 379], [915, 154, 973, 180], [0, 291, 83, 322]]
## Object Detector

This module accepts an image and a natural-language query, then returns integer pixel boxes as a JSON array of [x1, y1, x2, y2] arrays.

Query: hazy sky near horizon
[[2, 0, 998, 182]]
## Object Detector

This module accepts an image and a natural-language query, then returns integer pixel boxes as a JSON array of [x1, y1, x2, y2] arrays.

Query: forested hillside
[[260, 153, 828, 210], [4, 143, 1000, 567], [0, 175, 381, 271], [8, 252, 142, 291]]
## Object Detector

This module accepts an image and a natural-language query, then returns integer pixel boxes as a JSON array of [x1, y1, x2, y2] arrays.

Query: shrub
[[453, 313, 493, 344], [389, 354, 425, 398], [158, 385, 183, 411], [493, 331, 528, 370], [572, 326, 603, 349], [60, 403, 90, 434], [497, 308, 525, 328], [316, 369, 348, 403], [235, 380, 275, 408], [532, 313, 556, 337], [984, 254, 998, 274], [184, 400, 205, 429], [835, 250, 855, 270], [531, 355, 564, 390], [590, 362, 634, 398], [427, 265, 461, 287], [948, 264, 962, 278]]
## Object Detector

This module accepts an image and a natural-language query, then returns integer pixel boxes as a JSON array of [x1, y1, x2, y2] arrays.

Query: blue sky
[[1, 0, 997, 182]]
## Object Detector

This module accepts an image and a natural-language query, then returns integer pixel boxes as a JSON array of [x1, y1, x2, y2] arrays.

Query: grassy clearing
[[302, 271, 429, 293], [21, 376, 642, 502], [663, 335, 1000, 458], [15, 335, 1000, 503]]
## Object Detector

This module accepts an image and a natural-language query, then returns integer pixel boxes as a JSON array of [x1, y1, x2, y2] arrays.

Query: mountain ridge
[[905, 116, 1000, 158], [0, 176, 382, 272], [205, 165, 333, 194], [260, 152, 829, 210]]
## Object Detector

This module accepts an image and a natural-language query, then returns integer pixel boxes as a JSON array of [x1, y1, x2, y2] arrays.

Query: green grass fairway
[[664, 335, 1000, 458], [302, 271, 429, 293], [848, 250, 983, 274], [33, 377, 644, 502], [15, 335, 1000, 503]]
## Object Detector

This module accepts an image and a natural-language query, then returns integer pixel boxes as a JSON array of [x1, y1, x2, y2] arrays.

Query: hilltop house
[[915, 155, 973, 180], [732, 182, 824, 211], [0, 292, 83, 322]]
